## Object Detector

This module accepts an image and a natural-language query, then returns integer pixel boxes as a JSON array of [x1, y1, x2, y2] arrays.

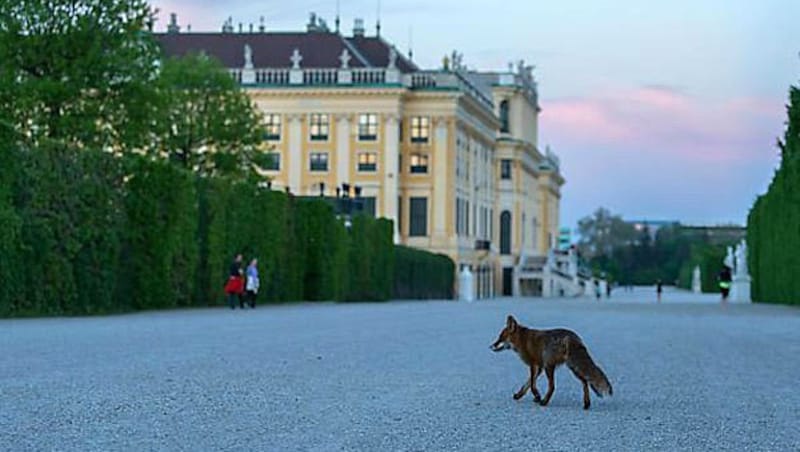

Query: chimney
[[249, 23, 253, 33], [259, 16, 265, 33], [238, 22, 243, 33], [167, 13, 180, 33], [353, 18, 365, 37]]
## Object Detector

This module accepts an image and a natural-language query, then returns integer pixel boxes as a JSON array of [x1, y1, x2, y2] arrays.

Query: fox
[[490, 315, 613, 410]]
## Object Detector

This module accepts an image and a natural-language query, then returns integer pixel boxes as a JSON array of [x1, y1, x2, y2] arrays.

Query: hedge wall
[[393, 245, 455, 299], [747, 86, 800, 305], [0, 145, 453, 316]]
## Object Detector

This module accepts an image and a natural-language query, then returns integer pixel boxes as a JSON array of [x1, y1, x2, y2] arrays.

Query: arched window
[[499, 100, 510, 133], [500, 210, 512, 255]]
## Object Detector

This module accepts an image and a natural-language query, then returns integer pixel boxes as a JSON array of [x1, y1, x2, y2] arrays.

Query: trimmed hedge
[[0, 145, 453, 316], [747, 85, 800, 305], [393, 245, 455, 299]]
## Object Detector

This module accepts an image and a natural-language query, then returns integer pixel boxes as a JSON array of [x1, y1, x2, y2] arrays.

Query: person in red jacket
[[224, 254, 245, 309]]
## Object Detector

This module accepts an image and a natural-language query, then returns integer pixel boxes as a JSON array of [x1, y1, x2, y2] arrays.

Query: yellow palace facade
[[157, 14, 564, 298]]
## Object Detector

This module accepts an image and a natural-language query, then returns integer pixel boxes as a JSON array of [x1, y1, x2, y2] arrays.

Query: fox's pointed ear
[[506, 315, 517, 330]]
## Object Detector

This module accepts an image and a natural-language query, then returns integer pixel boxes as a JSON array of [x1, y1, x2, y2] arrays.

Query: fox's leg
[[569, 368, 591, 410], [539, 366, 556, 406], [530, 366, 543, 403], [513, 378, 530, 400]]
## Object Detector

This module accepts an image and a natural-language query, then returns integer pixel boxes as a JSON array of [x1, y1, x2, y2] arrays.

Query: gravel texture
[[2, 287, 799, 451]]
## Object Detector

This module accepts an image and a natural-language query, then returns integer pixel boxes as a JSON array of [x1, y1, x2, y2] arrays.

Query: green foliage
[[577, 207, 636, 260], [151, 53, 265, 178], [118, 156, 198, 310], [677, 244, 728, 293], [393, 246, 455, 299], [0, 0, 160, 151], [196, 177, 300, 305], [0, 146, 23, 316], [746, 85, 800, 305], [11, 145, 125, 315], [293, 200, 346, 301], [341, 215, 395, 301]]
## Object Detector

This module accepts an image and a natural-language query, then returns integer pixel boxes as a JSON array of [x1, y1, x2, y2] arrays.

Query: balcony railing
[[232, 66, 495, 112]]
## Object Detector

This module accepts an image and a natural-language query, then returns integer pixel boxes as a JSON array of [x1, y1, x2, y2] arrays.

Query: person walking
[[224, 253, 244, 309], [245, 258, 260, 309], [718, 265, 732, 302], [656, 279, 663, 303]]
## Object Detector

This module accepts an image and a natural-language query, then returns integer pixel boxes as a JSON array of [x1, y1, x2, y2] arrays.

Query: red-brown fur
[[490, 315, 612, 410]]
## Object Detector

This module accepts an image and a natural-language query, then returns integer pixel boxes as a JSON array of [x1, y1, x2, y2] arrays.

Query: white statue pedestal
[[459, 267, 474, 302], [730, 275, 751, 303], [691, 265, 702, 294]]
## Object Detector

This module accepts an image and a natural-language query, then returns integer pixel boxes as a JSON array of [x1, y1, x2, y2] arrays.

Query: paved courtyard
[[2, 289, 799, 451]]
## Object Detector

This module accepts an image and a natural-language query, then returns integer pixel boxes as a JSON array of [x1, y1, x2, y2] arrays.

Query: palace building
[[156, 13, 564, 298]]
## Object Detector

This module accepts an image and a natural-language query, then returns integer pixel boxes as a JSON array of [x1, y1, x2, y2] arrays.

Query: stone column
[[383, 114, 400, 242], [336, 114, 351, 189], [433, 117, 449, 240], [287, 114, 303, 193]]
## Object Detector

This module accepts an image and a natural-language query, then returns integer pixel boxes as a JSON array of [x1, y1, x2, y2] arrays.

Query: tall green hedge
[[747, 84, 800, 305], [10, 146, 125, 315], [118, 157, 198, 310], [0, 144, 452, 316], [393, 245, 455, 299]]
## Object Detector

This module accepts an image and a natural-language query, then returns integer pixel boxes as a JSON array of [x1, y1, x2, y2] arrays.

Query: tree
[[577, 208, 636, 260], [150, 53, 266, 178], [0, 0, 159, 151]]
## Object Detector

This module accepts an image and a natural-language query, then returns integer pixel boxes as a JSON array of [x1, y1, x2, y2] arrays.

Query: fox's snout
[[490, 341, 510, 352]]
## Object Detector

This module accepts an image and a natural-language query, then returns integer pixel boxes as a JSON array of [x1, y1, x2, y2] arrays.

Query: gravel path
[[2, 291, 799, 451]]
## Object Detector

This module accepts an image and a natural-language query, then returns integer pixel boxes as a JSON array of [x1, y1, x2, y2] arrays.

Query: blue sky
[[152, 0, 800, 229]]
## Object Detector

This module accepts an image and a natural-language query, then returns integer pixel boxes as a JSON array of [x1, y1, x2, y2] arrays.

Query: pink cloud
[[541, 86, 784, 164]]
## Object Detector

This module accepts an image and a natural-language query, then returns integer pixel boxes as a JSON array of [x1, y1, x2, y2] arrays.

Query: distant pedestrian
[[224, 253, 245, 309], [718, 265, 732, 302], [245, 258, 260, 309], [606, 282, 612, 298], [594, 280, 601, 300], [656, 279, 663, 302]]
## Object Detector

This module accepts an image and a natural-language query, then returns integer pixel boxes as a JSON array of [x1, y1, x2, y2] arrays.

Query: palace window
[[358, 113, 378, 141], [410, 153, 429, 174], [501, 159, 512, 180], [358, 152, 377, 172], [309, 114, 329, 141], [499, 100, 510, 133], [410, 116, 430, 143], [264, 114, 281, 141], [264, 152, 280, 171], [309, 152, 328, 171], [409, 197, 428, 237], [500, 210, 512, 255]]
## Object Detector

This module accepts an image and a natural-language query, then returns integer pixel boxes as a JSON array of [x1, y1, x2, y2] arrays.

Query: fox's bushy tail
[[568, 341, 613, 397]]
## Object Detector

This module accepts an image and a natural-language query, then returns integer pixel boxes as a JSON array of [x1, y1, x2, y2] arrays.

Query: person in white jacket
[[245, 258, 260, 309]]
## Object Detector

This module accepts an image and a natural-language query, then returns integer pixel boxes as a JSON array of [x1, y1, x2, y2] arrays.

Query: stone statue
[[290, 48, 303, 69], [387, 47, 398, 69], [339, 49, 351, 69], [735, 240, 748, 277], [692, 265, 701, 294], [243, 44, 253, 69], [724, 246, 734, 270]]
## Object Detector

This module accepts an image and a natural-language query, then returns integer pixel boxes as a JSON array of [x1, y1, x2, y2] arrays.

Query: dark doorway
[[502, 267, 513, 296]]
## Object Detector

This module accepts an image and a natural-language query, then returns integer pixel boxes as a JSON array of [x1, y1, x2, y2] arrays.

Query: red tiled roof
[[155, 32, 419, 72]]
